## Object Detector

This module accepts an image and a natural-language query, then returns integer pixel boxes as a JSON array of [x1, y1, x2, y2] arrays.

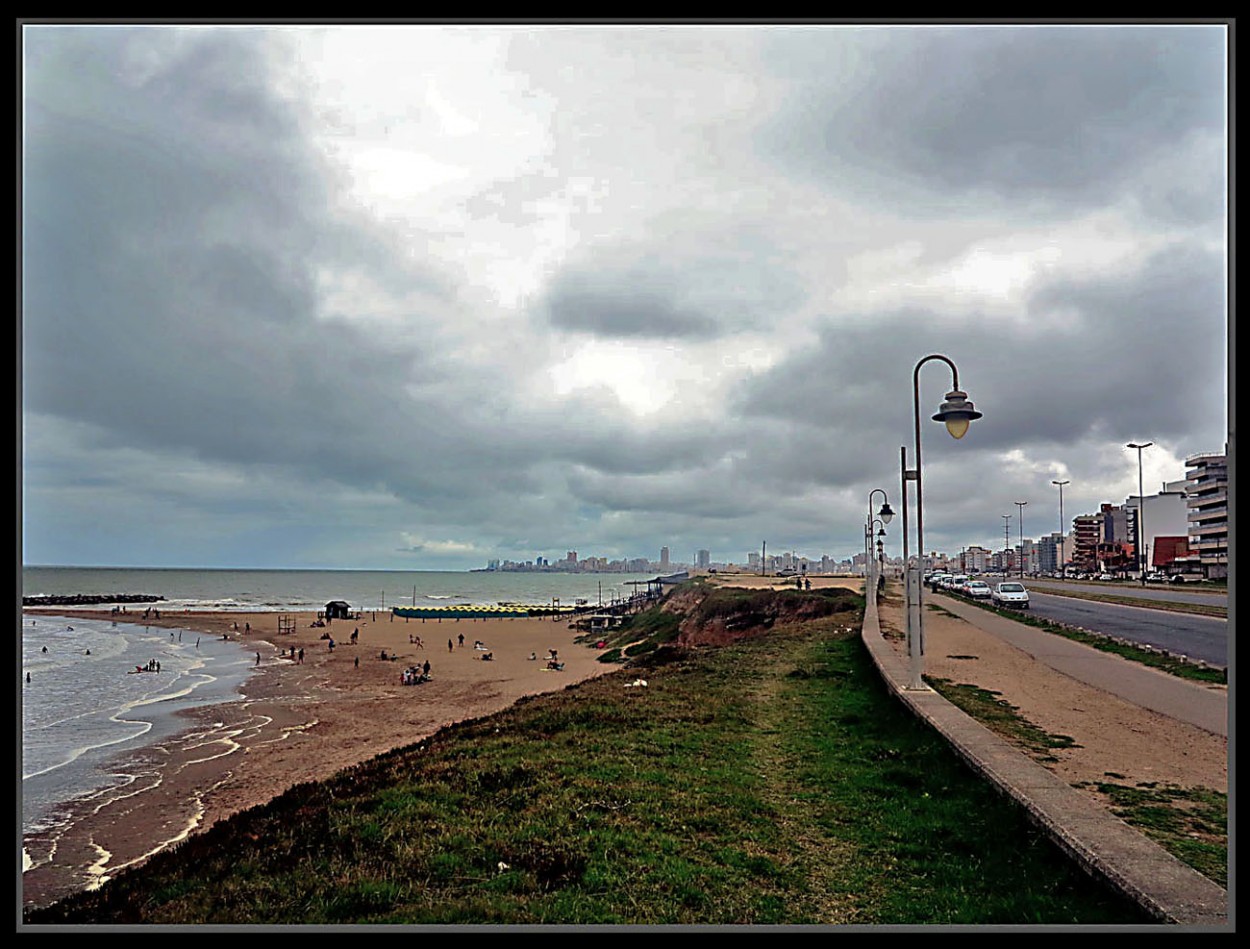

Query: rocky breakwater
[[23, 593, 166, 607]]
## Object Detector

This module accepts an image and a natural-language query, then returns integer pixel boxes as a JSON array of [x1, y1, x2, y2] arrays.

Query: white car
[[992, 582, 1030, 609], [965, 580, 992, 599]]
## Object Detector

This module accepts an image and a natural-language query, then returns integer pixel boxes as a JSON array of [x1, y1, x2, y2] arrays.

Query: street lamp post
[[1127, 442, 1153, 585], [900, 354, 982, 690], [1052, 479, 1069, 579], [866, 490, 894, 592], [1015, 501, 1027, 578]]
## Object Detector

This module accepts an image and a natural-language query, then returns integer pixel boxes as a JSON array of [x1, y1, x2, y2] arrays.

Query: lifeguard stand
[[278, 614, 296, 636]]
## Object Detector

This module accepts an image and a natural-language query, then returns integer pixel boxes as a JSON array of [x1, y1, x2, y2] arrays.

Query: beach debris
[[624, 678, 648, 688]]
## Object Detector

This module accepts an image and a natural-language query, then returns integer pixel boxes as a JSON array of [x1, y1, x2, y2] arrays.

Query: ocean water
[[20, 568, 658, 853], [21, 613, 256, 844], [22, 566, 659, 613]]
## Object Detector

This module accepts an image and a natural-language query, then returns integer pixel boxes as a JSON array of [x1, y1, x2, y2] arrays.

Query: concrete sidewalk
[[932, 593, 1228, 737], [860, 588, 1228, 927]]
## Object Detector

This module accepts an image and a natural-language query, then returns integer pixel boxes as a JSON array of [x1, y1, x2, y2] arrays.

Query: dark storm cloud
[[734, 238, 1225, 481], [21, 29, 524, 507], [762, 26, 1225, 217]]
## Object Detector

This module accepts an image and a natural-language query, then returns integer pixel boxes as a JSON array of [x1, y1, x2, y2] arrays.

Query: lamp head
[[878, 501, 895, 524], [933, 388, 982, 439]]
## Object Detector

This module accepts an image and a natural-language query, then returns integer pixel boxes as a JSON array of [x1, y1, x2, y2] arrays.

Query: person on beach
[[26, 672, 31, 683], [256, 652, 261, 667], [298, 648, 304, 664], [448, 639, 453, 652], [354, 656, 359, 669], [422, 659, 430, 677], [458, 633, 464, 648]]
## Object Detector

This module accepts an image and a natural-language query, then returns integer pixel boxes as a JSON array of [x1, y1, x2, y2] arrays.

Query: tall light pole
[[1002, 514, 1012, 574], [1127, 442, 1153, 585], [901, 354, 982, 690], [1014, 501, 1028, 578], [1052, 480, 1069, 579]]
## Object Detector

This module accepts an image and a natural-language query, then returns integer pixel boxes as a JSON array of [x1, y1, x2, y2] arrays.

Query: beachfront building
[[696, 549, 711, 570], [1184, 449, 1228, 579], [1124, 481, 1189, 577]]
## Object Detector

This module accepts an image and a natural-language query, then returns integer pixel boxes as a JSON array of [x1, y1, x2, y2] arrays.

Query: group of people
[[132, 658, 161, 673], [401, 659, 432, 685]]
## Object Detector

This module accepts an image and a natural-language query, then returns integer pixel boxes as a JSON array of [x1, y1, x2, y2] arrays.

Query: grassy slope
[[26, 589, 1150, 925]]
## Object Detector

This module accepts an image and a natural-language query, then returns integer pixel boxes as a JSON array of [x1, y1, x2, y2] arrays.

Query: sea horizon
[[22, 565, 664, 614]]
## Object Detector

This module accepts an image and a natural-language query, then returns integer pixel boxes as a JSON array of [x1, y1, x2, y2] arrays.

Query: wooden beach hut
[[324, 600, 352, 620]]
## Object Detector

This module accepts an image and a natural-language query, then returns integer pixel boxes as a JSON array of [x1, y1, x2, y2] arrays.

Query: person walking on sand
[[448, 639, 453, 652], [298, 648, 304, 664], [458, 633, 464, 648], [256, 652, 261, 667]]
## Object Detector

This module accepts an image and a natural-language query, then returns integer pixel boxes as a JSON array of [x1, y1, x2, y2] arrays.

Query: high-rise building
[[660, 547, 670, 568], [1185, 449, 1228, 578], [696, 549, 711, 569]]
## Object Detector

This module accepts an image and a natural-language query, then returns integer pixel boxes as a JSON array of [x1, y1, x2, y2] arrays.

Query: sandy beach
[[21, 605, 614, 908]]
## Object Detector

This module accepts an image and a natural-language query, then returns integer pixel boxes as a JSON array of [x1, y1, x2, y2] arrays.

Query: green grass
[[26, 600, 1152, 926], [1077, 782, 1227, 887]]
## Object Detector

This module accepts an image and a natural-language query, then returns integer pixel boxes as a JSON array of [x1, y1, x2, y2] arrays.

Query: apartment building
[[1185, 449, 1228, 579]]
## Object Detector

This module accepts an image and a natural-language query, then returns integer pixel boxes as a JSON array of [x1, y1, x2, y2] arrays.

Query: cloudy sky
[[21, 23, 1229, 570]]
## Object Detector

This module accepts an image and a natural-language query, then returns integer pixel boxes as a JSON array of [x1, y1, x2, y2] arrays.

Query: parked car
[[965, 580, 992, 599], [1097, 573, 1115, 581], [992, 582, 1030, 609], [1144, 573, 1167, 583]]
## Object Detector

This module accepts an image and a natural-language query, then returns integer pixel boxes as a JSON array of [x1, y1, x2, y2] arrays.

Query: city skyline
[[22, 24, 1229, 571]]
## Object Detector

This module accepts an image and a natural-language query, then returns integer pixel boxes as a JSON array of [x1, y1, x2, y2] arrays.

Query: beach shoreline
[[21, 605, 615, 909]]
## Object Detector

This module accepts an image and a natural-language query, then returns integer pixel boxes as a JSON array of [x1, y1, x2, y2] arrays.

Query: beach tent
[[325, 600, 352, 620]]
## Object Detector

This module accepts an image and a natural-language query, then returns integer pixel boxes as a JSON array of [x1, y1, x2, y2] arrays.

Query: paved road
[[1025, 578, 1227, 608], [933, 594, 1228, 737], [1021, 591, 1228, 667]]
